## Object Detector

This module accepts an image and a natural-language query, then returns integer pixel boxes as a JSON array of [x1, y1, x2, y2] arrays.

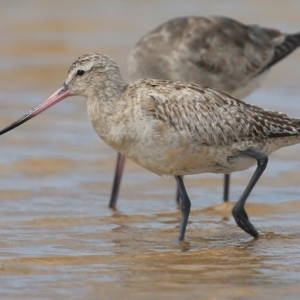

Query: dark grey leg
[[177, 174, 230, 204], [232, 149, 268, 238], [175, 175, 191, 241], [175, 176, 183, 207], [223, 174, 230, 202], [109, 153, 126, 209]]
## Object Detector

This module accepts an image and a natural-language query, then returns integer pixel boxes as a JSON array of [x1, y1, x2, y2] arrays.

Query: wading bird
[[1, 52, 300, 241], [109, 16, 300, 209]]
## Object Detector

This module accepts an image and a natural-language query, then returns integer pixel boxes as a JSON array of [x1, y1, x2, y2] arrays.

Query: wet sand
[[1, 1, 300, 299]]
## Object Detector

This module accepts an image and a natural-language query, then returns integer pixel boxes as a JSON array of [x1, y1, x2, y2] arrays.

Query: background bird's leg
[[223, 174, 230, 202], [109, 153, 126, 209], [232, 149, 268, 238]]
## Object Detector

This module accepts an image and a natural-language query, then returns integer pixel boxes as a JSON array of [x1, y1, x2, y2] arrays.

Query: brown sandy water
[[0, 1, 300, 299]]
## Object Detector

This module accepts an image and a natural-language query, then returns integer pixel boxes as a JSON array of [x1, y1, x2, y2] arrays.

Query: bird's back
[[123, 79, 300, 146], [117, 79, 300, 175]]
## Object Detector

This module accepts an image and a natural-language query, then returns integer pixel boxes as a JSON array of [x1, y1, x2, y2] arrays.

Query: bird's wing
[[130, 79, 300, 145]]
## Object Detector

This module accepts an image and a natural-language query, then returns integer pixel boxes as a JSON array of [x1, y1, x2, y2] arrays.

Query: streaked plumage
[[109, 16, 300, 208], [1, 52, 300, 241], [97, 77, 300, 176]]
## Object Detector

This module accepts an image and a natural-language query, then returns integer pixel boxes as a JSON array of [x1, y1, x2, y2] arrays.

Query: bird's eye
[[76, 69, 85, 76]]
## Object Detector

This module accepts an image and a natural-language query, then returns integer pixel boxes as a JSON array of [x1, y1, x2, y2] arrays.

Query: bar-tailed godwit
[[109, 16, 300, 209], [1, 52, 300, 241]]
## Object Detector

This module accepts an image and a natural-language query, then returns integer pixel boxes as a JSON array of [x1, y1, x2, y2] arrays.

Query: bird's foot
[[232, 207, 259, 238]]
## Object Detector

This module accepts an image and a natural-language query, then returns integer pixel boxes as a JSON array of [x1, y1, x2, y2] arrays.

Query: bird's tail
[[264, 32, 300, 70]]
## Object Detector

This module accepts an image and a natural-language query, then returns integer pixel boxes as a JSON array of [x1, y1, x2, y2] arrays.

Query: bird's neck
[[86, 72, 128, 149], [101, 71, 127, 104]]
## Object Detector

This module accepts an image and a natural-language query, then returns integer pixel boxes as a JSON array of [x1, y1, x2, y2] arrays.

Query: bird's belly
[[98, 120, 271, 176], [122, 140, 257, 176]]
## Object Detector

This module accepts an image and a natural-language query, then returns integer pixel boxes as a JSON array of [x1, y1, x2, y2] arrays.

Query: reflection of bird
[[109, 16, 300, 209], [1, 52, 300, 241]]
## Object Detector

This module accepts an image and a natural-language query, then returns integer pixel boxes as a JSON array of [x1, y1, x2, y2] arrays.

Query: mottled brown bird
[[109, 16, 300, 209], [1, 52, 300, 241]]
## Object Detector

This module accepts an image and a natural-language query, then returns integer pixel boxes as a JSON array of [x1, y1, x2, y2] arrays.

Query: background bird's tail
[[264, 32, 300, 71]]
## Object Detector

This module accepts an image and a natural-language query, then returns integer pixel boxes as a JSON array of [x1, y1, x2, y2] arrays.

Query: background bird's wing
[[185, 16, 286, 78]]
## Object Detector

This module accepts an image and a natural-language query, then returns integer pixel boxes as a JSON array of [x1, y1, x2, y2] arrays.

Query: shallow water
[[0, 1, 300, 299]]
